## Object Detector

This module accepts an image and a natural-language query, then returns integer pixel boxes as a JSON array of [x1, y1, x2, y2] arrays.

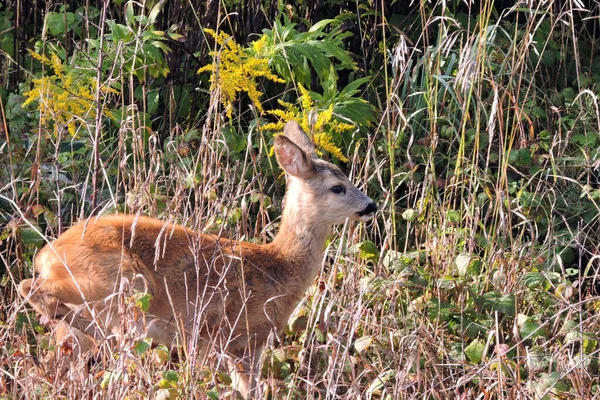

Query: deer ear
[[274, 136, 314, 178], [283, 121, 317, 158]]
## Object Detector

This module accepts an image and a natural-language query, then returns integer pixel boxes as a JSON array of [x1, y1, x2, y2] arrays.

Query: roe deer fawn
[[18, 121, 377, 397]]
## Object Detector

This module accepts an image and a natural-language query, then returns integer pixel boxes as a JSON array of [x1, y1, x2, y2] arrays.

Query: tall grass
[[2, 1, 600, 399]]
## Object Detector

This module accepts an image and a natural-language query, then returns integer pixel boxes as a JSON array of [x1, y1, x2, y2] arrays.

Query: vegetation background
[[1, 0, 600, 398]]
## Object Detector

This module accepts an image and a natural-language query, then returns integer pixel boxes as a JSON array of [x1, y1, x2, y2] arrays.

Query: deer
[[18, 120, 377, 398]]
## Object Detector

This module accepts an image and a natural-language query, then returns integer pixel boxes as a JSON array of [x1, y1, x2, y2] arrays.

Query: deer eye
[[331, 185, 346, 194]]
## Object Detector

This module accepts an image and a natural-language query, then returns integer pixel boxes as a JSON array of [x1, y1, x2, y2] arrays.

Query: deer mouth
[[356, 202, 377, 221]]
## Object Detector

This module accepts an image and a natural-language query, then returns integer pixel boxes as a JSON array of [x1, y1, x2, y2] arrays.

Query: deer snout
[[357, 202, 377, 221]]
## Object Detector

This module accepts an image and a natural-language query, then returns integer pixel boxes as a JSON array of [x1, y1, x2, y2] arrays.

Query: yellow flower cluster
[[198, 29, 285, 119], [263, 84, 354, 162], [23, 50, 99, 137]]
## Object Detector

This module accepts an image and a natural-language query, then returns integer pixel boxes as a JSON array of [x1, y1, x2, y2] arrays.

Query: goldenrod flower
[[198, 29, 285, 119], [23, 50, 109, 137], [264, 85, 354, 162]]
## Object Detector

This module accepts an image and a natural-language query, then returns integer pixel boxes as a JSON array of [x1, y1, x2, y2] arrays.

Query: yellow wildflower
[[299, 84, 313, 111], [198, 29, 285, 119], [51, 53, 64, 78], [23, 50, 109, 137], [263, 86, 354, 162], [314, 133, 349, 162]]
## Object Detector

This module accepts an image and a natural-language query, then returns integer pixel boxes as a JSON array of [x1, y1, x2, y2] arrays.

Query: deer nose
[[364, 202, 377, 215], [358, 202, 377, 217]]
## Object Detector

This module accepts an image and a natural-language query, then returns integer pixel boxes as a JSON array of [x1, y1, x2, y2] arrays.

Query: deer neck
[[269, 188, 332, 290]]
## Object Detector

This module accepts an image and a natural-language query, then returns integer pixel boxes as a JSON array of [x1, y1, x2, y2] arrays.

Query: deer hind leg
[[228, 346, 264, 399], [35, 319, 97, 381], [51, 319, 97, 359]]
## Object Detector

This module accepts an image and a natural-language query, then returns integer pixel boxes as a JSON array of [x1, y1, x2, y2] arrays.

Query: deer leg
[[228, 345, 264, 399]]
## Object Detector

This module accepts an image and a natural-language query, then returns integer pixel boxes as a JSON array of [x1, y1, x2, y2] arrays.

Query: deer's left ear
[[274, 136, 314, 178], [283, 121, 317, 158]]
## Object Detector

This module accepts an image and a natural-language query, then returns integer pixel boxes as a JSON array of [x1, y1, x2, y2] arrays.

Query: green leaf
[[522, 272, 550, 289], [206, 391, 219, 400], [482, 292, 516, 316], [158, 370, 179, 389], [46, 12, 66, 36], [428, 298, 453, 321], [288, 315, 308, 333], [366, 370, 395, 397], [402, 208, 417, 222], [583, 337, 598, 354], [562, 87, 576, 103], [107, 21, 130, 42], [532, 106, 546, 119], [217, 371, 232, 385], [134, 292, 153, 312], [530, 372, 568, 398], [508, 148, 533, 167], [464, 339, 485, 363], [358, 240, 380, 263], [19, 225, 45, 247], [517, 314, 549, 340], [222, 127, 247, 154], [446, 210, 461, 223], [381, 250, 403, 271], [148, 1, 165, 25], [152, 344, 171, 365], [100, 371, 116, 389], [133, 338, 152, 355], [573, 133, 597, 148], [146, 90, 160, 114]]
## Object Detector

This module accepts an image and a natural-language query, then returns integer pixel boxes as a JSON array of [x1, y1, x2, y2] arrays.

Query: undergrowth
[[1, 1, 600, 399]]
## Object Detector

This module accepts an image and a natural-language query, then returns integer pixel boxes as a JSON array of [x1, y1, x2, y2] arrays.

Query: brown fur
[[18, 121, 376, 397]]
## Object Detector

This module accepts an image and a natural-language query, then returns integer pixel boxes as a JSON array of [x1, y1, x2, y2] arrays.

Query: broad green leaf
[[402, 208, 417, 221], [206, 391, 219, 400], [522, 272, 547, 289], [148, 1, 165, 25], [158, 370, 180, 389], [133, 337, 152, 355], [124, 2, 135, 27], [530, 371, 568, 398], [366, 370, 395, 397], [446, 210, 461, 223], [482, 292, 516, 316], [517, 314, 549, 340], [146, 90, 160, 114], [269, 348, 286, 363], [134, 292, 153, 312], [46, 12, 65, 36], [583, 337, 598, 354], [19, 226, 45, 247], [428, 298, 453, 321], [152, 345, 171, 365], [358, 240, 380, 263], [464, 339, 485, 363], [217, 371, 232, 385], [100, 371, 116, 389]]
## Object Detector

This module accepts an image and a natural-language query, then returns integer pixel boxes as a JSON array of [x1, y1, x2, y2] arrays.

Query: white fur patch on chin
[[356, 213, 375, 222]]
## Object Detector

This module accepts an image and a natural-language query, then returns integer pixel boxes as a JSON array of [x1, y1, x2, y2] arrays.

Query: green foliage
[[256, 15, 356, 90], [0, 5, 14, 57], [3, 1, 600, 399]]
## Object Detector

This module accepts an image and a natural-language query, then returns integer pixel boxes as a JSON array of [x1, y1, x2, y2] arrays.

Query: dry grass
[[2, 1, 600, 399]]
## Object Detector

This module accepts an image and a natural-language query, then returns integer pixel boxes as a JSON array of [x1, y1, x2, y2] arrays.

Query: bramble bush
[[1, 2, 600, 398]]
